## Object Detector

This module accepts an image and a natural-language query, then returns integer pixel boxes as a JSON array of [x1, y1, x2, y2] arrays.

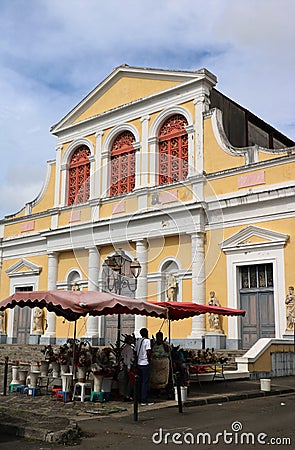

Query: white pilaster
[[43, 252, 58, 339], [89, 155, 96, 200], [95, 131, 104, 198], [189, 232, 206, 339], [185, 124, 195, 178], [54, 145, 62, 207], [60, 163, 68, 206], [140, 115, 150, 187], [85, 246, 101, 341], [134, 239, 148, 336], [134, 142, 141, 190], [101, 148, 109, 197], [194, 89, 210, 176], [148, 136, 158, 187]]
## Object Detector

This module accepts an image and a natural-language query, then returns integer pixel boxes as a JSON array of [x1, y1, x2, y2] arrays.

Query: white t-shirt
[[136, 337, 151, 365], [121, 344, 134, 369]]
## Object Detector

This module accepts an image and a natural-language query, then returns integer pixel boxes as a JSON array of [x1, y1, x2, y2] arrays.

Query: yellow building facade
[[0, 65, 294, 350]]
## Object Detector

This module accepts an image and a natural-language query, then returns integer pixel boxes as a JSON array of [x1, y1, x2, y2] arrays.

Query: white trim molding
[[6, 258, 42, 277], [220, 225, 289, 343]]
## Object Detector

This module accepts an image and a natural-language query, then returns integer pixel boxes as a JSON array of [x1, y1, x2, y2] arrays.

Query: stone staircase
[[0, 344, 59, 388]]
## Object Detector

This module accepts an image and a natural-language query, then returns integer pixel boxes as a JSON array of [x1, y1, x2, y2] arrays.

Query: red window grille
[[110, 131, 136, 196], [68, 146, 91, 205], [158, 114, 188, 185]]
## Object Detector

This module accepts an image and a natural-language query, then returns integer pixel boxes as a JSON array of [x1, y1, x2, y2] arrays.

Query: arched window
[[158, 114, 188, 185], [110, 131, 136, 196], [68, 146, 91, 205], [67, 270, 81, 291]]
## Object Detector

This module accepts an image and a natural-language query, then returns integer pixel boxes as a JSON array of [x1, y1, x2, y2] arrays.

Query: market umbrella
[[152, 301, 245, 321], [0, 290, 167, 321], [0, 290, 167, 381], [151, 301, 245, 342]]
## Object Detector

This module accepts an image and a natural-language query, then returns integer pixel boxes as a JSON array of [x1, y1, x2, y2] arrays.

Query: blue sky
[[0, 0, 294, 218]]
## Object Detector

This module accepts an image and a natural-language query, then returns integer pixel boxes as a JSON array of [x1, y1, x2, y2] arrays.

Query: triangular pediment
[[6, 258, 42, 277], [51, 65, 212, 134], [220, 226, 288, 252]]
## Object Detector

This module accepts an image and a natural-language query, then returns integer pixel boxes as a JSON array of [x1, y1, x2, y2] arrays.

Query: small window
[[68, 146, 91, 205]]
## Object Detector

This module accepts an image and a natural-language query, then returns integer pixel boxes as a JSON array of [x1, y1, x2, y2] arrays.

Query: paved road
[[2, 392, 294, 449]]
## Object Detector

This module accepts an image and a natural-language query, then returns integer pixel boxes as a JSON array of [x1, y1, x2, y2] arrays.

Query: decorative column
[[101, 146, 109, 198], [95, 131, 104, 198], [189, 232, 206, 345], [84, 246, 101, 345], [41, 252, 58, 344], [194, 87, 210, 175], [134, 239, 148, 336], [134, 142, 141, 190], [54, 145, 62, 207], [185, 124, 195, 178], [148, 136, 158, 187], [88, 155, 96, 200], [140, 115, 150, 187]]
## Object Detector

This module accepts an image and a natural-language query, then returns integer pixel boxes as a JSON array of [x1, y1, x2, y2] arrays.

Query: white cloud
[[0, 0, 294, 218]]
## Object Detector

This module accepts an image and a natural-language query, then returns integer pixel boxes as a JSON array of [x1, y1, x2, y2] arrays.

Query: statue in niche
[[166, 273, 177, 302], [0, 311, 6, 334], [285, 286, 295, 331], [208, 291, 223, 334], [32, 307, 44, 334]]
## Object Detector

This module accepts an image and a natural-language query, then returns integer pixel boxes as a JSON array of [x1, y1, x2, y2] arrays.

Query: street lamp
[[102, 249, 141, 355]]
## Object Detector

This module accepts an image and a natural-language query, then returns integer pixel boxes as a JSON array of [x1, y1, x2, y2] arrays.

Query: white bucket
[[260, 378, 271, 392], [174, 386, 188, 402]]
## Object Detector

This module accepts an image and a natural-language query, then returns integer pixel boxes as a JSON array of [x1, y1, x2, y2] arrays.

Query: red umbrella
[[152, 301, 245, 321], [0, 290, 167, 321], [151, 301, 245, 343], [0, 290, 168, 379]]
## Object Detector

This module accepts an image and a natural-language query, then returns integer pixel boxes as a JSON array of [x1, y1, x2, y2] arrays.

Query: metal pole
[[72, 320, 77, 387], [175, 371, 183, 413], [3, 356, 8, 396], [116, 271, 122, 365], [133, 374, 139, 421]]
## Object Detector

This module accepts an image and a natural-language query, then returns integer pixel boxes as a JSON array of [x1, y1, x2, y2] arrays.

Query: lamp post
[[102, 249, 141, 358]]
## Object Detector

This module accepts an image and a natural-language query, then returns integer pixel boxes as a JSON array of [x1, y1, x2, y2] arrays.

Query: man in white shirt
[[135, 327, 154, 406]]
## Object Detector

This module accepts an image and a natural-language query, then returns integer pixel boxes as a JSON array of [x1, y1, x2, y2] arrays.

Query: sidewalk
[[1, 376, 295, 445]]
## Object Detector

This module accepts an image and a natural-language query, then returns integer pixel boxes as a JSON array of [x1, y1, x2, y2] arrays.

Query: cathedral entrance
[[239, 264, 275, 349]]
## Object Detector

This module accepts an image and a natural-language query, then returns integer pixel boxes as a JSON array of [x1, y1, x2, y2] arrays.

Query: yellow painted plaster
[[258, 150, 290, 162], [204, 118, 244, 173], [248, 344, 294, 372], [147, 235, 190, 273], [58, 250, 88, 282], [0, 255, 48, 299], [56, 315, 87, 339], [58, 207, 91, 228], [4, 216, 52, 239], [74, 77, 180, 124], [32, 164, 56, 214], [99, 196, 138, 220], [179, 100, 195, 117]]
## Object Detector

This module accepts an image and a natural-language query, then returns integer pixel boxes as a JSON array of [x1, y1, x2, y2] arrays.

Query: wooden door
[[239, 264, 275, 349], [14, 286, 33, 343], [13, 306, 32, 344]]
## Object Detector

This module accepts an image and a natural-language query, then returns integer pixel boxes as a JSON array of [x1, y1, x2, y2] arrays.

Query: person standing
[[121, 334, 135, 401], [135, 327, 154, 406]]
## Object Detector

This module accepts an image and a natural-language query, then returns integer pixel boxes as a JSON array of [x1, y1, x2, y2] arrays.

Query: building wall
[[1, 66, 294, 349]]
